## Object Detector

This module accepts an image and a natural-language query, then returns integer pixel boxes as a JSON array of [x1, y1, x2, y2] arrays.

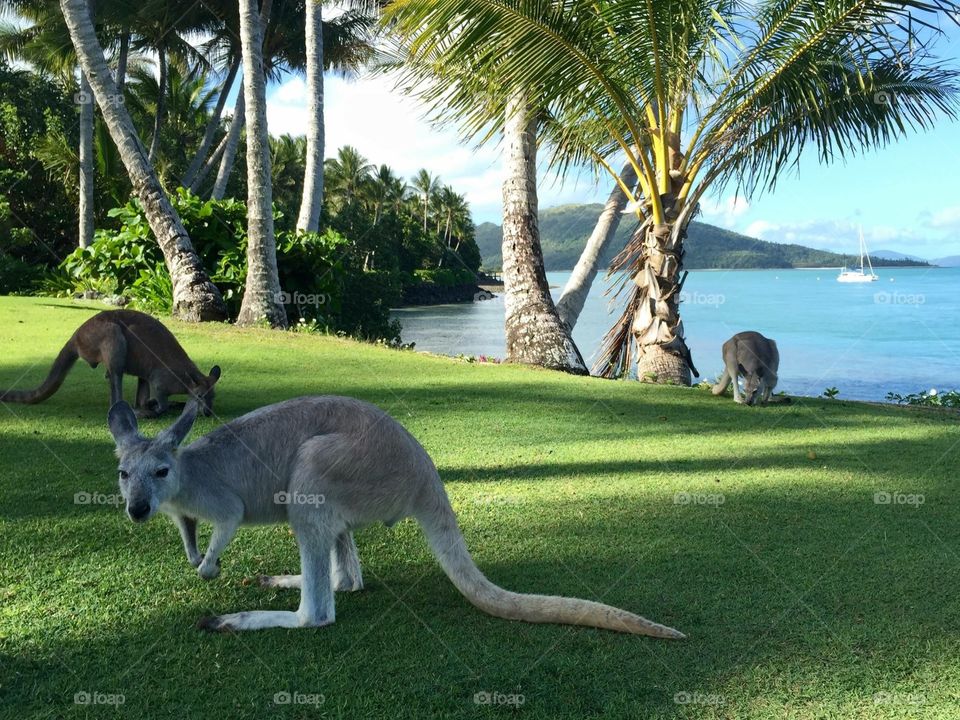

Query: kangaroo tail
[[417, 486, 685, 639], [0, 340, 78, 404]]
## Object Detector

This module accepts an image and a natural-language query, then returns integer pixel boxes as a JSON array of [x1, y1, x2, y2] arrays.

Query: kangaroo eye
[[119, 470, 129, 480], [155, 468, 169, 478]]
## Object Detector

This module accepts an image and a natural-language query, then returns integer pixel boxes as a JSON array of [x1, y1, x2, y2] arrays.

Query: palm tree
[[409, 169, 438, 233], [295, 0, 324, 233], [556, 159, 637, 329], [58, 0, 228, 321], [434, 184, 471, 267], [296, 4, 378, 232], [235, 0, 286, 327], [124, 61, 218, 181], [325, 145, 373, 211], [210, 89, 245, 200], [1, 0, 96, 247], [367, 164, 402, 225], [500, 92, 587, 372], [181, 56, 240, 190], [127, 3, 209, 164], [390, 0, 960, 383], [270, 133, 307, 220]]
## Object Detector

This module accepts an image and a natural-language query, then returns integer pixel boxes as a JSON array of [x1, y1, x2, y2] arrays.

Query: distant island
[[475, 203, 935, 271]]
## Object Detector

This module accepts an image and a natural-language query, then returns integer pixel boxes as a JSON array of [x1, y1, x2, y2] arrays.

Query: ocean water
[[391, 267, 960, 401]]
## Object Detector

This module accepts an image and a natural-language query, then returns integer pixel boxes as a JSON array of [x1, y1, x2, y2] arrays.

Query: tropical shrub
[[886, 389, 960, 408]]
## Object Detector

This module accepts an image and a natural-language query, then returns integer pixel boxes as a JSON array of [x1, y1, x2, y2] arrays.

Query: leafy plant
[[823, 387, 840, 400], [886, 389, 960, 408]]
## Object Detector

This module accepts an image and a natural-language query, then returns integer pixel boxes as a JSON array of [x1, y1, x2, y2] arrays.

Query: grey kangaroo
[[107, 396, 684, 638], [1, 310, 220, 417], [711, 331, 779, 405]]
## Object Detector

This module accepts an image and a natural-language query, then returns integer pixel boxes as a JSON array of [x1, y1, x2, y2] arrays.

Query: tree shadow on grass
[[2, 485, 959, 719]]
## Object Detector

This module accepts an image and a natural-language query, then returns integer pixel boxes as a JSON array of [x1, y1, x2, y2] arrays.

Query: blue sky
[[265, 27, 960, 260]]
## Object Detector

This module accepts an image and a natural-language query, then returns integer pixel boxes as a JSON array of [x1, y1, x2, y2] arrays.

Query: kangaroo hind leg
[[101, 326, 127, 406], [332, 532, 363, 592], [199, 524, 334, 632]]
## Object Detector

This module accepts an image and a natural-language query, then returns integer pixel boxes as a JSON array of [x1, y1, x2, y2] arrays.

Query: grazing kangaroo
[[107, 396, 684, 638], [1, 310, 220, 417], [711, 331, 779, 405]]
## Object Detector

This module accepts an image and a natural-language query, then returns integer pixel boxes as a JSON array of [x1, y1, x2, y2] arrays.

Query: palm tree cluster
[[5, 0, 960, 376], [390, 0, 960, 381], [3, 0, 380, 322], [322, 146, 479, 274]]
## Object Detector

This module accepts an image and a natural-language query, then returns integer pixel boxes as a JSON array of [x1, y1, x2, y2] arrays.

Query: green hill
[[476, 204, 928, 271]]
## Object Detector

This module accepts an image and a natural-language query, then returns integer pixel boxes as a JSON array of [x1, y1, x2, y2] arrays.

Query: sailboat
[[837, 226, 879, 283]]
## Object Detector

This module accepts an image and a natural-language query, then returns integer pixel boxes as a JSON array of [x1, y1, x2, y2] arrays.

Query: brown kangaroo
[[0, 310, 220, 417]]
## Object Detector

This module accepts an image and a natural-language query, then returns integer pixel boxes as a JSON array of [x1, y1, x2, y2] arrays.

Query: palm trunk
[[183, 57, 240, 190], [115, 29, 129, 93], [78, 67, 94, 248], [211, 89, 244, 200], [235, 0, 286, 327], [193, 125, 229, 190], [147, 46, 166, 164], [295, 0, 324, 232], [632, 218, 697, 385], [556, 160, 637, 330], [60, 0, 227, 321], [501, 92, 586, 374]]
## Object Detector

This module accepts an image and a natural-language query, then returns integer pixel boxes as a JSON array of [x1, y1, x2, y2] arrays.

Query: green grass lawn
[[1, 296, 959, 719]]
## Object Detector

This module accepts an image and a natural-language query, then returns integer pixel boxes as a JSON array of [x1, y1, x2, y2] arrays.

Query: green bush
[[46, 190, 402, 341], [412, 267, 476, 287]]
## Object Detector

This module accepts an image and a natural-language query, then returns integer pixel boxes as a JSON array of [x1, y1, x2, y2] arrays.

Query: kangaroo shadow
[[2, 483, 958, 719]]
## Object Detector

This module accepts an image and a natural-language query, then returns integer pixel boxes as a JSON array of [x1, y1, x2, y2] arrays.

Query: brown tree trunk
[[235, 0, 286, 327], [632, 221, 697, 385], [501, 92, 587, 374], [184, 57, 240, 190], [556, 159, 637, 330], [295, 0, 324, 232], [60, 0, 227, 321], [77, 67, 94, 249], [211, 90, 244, 200], [147, 46, 166, 164]]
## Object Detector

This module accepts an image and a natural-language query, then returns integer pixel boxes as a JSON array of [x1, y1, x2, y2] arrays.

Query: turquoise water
[[392, 267, 960, 401]]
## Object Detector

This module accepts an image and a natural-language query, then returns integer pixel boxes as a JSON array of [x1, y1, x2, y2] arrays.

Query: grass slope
[[1, 296, 959, 719]]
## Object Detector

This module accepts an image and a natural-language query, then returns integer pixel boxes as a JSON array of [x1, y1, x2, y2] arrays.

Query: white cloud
[[736, 217, 956, 256], [700, 195, 750, 227], [744, 220, 780, 239], [266, 72, 606, 223], [930, 206, 960, 229]]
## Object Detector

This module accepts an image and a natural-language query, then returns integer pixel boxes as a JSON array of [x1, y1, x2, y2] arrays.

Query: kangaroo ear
[[108, 401, 139, 447], [157, 400, 198, 448], [208, 365, 221, 384]]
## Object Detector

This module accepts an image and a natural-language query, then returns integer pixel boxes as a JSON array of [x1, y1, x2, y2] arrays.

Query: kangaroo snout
[[128, 501, 152, 522]]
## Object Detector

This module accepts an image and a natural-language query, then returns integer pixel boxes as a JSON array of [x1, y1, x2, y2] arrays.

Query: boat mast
[[860, 226, 876, 276]]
